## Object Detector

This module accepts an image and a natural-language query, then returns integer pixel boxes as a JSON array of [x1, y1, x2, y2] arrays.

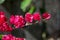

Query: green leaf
[[21, 0, 32, 12], [0, 34, 2, 39], [29, 6, 35, 14], [0, 0, 5, 4]]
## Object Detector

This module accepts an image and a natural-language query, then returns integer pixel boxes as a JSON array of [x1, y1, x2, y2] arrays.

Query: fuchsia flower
[[33, 12, 41, 21], [0, 11, 7, 25], [10, 15, 20, 27], [0, 22, 12, 32], [2, 34, 15, 40], [3, 22, 13, 32], [0, 11, 12, 32], [42, 12, 51, 20], [10, 15, 25, 28], [2, 35, 11, 40], [2, 34, 25, 40], [14, 15, 25, 28], [25, 12, 33, 23], [2, 34, 14, 40]]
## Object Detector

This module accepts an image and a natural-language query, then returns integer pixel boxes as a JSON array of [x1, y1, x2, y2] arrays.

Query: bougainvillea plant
[[0, 0, 52, 40], [0, 11, 51, 40]]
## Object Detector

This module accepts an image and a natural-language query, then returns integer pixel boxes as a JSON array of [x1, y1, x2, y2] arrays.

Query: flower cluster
[[2, 34, 25, 40], [0, 11, 51, 30], [25, 12, 51, 23], [25, 12, 41, 23], [10, 15, 25, 28], [0, 11, 51, 40], [10, 12, 41, 28], [0, 11, 12, 32]]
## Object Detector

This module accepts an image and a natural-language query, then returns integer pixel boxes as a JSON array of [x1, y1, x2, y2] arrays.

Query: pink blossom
[[3, 22, 13, 32], [42, 12, 51, 20], [25, 12, 33, 23], [14, 15, 25, 28], [0, 22, 13, 32], [0, 12, 7, 25], [2, 34, 12, 40], [2, 34, 25, 40], [33, 12, 41, 21]]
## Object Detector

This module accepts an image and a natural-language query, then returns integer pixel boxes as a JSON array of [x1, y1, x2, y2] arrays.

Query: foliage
[[21, 0, 32, 12], [29, 6, 35, 14], [0, 0, 5, 4]]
